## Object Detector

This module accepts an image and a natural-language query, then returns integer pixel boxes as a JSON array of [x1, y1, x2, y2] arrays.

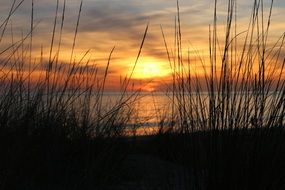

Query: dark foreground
[[1, 127, 285, 190]]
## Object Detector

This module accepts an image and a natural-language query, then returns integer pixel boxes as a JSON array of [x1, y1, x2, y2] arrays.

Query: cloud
[[0, 0, 285, 91]]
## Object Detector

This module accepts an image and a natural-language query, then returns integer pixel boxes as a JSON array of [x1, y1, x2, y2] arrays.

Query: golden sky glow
[[0, 0, 285, 91], [131, 57, 170, 79]]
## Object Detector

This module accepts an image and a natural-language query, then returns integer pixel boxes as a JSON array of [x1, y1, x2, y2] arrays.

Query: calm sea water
[[96, 92, 176, 135], [98, 91, 284, 135], [101, 92, 172, 131]]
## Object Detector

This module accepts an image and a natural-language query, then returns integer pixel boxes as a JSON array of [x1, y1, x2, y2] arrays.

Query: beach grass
[[0, 0, 144, 189], [0, 0, 285, 189], [152, 0, 285, 189]]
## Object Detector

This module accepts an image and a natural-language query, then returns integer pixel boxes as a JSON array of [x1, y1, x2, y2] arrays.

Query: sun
[[142, 63, 161, 76], [132, 58, 170, 79]]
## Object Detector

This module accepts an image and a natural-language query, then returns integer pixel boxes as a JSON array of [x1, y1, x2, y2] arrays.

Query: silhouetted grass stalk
[[0, 1, 147, 188], [157, 0, 285, 189]]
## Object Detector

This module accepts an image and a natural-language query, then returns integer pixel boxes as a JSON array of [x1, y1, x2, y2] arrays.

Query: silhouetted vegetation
[[0, 0, 143, 189], [0, 0, 285, 189], [152, 0, 285, 189]]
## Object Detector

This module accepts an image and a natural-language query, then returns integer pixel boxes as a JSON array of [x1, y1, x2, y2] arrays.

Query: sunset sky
[[0, 0, 284, 91]]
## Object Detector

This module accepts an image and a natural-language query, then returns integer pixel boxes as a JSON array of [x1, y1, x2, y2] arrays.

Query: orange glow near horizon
[[132, 57, 171, 80], [0, 0, 284, 92]]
